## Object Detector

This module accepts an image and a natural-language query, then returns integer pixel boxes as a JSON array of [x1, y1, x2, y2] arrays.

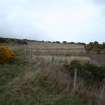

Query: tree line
[[0, 37, 28, 45], [85, 41, 105, 54]]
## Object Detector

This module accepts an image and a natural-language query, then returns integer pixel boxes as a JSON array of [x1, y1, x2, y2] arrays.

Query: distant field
[[11, 42, 90, 64], [10, 42, 105, 65]]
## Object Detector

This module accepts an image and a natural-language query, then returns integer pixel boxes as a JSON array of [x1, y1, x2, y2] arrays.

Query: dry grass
[[1, 42, 105, 105], [0, 59, 105, 105], [11, 42, 90, 65]]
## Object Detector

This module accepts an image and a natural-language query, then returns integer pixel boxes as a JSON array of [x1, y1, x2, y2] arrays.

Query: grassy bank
[[0, 63, 82, 105]]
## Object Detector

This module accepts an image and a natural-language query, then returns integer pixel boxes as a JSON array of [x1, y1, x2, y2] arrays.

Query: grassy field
[[0, 42, 105, 105], [11, 42, 89, 64], [0, 43, 83, 105], [0, 63, 83, 105]]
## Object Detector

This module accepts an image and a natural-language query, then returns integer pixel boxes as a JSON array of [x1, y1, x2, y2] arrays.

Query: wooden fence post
[[30, 46, 32, 63], [24, 45, 27, 61], [73, 68, 78, 92]]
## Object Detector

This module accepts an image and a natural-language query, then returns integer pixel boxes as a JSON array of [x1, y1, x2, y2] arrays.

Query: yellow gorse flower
[[0, 46, 15, 64]]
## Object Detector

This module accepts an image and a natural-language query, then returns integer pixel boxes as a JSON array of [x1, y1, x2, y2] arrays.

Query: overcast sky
[[0, 0, 105, 42]]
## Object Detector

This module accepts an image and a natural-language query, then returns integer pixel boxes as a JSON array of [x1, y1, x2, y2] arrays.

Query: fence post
[[73, 68, 78, 92], [24, 45, 27, 61], [30, 46, 32, 64]]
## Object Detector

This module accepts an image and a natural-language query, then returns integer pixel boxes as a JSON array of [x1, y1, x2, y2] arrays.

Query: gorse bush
[[85, 41, 105, 54], [0, 46, 16, 64]]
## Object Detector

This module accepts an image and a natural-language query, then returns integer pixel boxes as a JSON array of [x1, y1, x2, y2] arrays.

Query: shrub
[[85, 41, 105, 54], [64, 61, 105, 85], [0, 46, 16, 64]]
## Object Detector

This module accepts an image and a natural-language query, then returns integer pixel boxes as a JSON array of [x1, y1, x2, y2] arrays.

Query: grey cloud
[[0, 0, 105, 42], [93, 0, 105, 4], [0, 0, 45, 39]]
